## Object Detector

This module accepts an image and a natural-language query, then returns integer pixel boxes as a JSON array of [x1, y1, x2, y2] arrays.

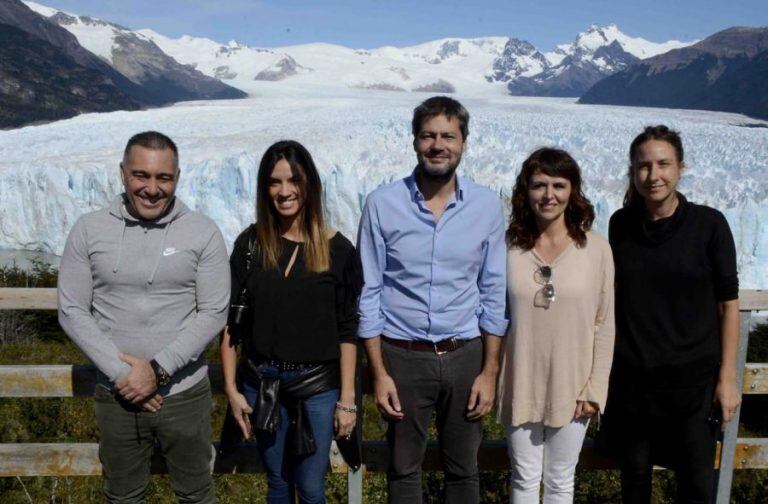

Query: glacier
[[0, 85, 766, 288]]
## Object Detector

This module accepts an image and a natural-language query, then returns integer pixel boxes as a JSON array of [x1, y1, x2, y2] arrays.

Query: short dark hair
[[624, 125, 684, 207], [122, 131, 179, 168], [507, 147, 595, 250], [411, 96, 469, 140]]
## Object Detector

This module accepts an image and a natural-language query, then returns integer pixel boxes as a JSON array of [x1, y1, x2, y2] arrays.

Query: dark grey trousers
[[94, 377, 216, 504], [382, 337, 484, 504]]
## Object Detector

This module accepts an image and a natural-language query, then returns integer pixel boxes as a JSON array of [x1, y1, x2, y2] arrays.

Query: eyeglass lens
[[537, 265, 555, 302]]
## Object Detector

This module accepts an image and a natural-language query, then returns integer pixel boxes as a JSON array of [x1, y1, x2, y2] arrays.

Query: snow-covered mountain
[[134, 31, 308, 83], [19, 1, 695, 98], [22, 1, 245, 103], [139, 31, 509, 94], [566, 24, 692, 60], [581, 27, 768, 120], [491, 24, 694, 96], [486, 38, 550, 83], [0, 88, 766, 287], [141, 24, 695, 97]]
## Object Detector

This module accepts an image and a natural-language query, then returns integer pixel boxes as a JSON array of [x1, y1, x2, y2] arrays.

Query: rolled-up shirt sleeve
[[477, 199, 509, 336], [356, 195, 387, 338]]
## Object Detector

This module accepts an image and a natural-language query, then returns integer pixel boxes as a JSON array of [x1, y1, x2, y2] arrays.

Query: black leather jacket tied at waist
[[243, 360, 339, 457]]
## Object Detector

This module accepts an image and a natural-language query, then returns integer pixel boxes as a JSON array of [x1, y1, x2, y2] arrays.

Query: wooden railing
[[1, 288, 767, 503]]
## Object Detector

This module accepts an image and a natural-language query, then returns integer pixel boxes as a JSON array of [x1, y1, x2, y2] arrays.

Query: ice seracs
[[0, 89, 765, 289]]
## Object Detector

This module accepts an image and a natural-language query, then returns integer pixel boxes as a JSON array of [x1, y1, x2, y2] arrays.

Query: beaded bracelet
[[335, 401, 357, 413]]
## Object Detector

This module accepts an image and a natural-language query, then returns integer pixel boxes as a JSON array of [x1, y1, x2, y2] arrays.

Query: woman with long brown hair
[[497, 147, 615, 503], [220, 140, 361, 503]]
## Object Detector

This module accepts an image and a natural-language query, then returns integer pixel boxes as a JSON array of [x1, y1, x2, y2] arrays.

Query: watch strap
[[150, 359, 171, 387]]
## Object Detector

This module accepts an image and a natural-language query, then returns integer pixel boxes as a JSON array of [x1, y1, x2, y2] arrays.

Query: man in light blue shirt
[[357, 96, 508, 503]]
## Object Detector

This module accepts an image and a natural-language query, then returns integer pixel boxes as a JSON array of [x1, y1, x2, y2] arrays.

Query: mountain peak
[[570, 23, 694, 60], [22, 0, 61, 18], [574, 24, 627, 53]]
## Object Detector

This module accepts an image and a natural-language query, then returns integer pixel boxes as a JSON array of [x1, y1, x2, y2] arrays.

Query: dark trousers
[[382, 337, 484, 504], [612, 380, 718, 504], [619, 426, 717, 504], [94, 377, 216, 504]]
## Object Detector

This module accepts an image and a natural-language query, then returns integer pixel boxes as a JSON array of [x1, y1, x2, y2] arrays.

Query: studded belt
[[249, 358, 321, 372]]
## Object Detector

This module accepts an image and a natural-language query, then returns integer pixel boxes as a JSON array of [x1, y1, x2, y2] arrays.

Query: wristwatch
[[150, 359, 171, 387]]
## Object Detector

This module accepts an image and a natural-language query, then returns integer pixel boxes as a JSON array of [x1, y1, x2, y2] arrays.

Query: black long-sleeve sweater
[[229, 228, 362, 363], [608, 194, 738, 388]]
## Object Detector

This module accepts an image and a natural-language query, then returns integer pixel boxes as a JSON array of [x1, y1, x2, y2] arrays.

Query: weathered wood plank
[[0, 441, 349, 477], [4, 363, 767, 397], [0, 365, 223, 398], [259, 439, 768, 472], [744, 363, 768, 394], [2, 439, 765, 476], [733, 440, 768, 469], [3, 288, 767, 312], [0, 288, 57, 310], [214, 439, 349, 474], [740, 290, 768, 311], [0, 365, 96, 397], [0, 444, 102, 477]]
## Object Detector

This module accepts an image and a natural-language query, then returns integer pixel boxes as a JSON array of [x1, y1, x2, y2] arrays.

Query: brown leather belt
[[382, 336, 473, 355]]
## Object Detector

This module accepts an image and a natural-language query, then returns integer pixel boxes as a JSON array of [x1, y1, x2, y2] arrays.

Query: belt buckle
[[434, 338, 456, 356]]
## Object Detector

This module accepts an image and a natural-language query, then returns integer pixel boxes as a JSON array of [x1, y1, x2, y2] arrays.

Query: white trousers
[[506, 418, 589, 504]]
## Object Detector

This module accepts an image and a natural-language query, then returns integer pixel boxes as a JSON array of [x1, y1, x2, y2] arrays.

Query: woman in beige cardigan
[[497, 148, 615, 503]]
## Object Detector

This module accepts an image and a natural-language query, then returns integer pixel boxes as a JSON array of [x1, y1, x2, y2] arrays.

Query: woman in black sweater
[[604, 126, 741, 503], [220, 140, 361, 503]]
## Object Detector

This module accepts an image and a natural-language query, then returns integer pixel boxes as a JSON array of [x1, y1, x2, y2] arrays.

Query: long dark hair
[[507, 147, 595, 250], [255, 140, 330, 272], [624, 125, 684, 207]]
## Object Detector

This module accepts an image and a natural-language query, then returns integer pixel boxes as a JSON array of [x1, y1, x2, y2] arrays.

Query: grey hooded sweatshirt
[[57, 195, 230, 396]]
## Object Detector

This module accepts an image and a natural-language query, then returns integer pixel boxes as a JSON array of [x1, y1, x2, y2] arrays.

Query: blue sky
[[33, 0, 768, 50]]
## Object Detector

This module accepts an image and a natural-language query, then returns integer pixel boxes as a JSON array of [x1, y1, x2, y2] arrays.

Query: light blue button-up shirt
[[357, 171, 508, 341]]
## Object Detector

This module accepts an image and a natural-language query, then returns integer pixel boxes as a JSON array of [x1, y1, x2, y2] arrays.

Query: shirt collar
[[406, 168, 465, 203]]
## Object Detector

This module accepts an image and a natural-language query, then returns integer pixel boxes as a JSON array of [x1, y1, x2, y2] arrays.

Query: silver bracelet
[[335, 401, 357, 413]]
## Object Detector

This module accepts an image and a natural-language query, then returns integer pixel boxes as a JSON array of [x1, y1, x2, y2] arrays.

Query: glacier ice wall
[[0, 90, 766, 287]]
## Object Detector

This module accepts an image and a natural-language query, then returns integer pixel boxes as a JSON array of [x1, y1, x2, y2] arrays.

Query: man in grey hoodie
[[57, 131, 230, 503]]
